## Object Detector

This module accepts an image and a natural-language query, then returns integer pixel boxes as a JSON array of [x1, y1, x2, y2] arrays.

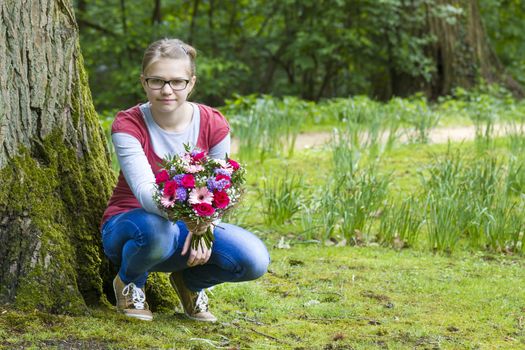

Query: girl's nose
[[160, 84, 173, 94]]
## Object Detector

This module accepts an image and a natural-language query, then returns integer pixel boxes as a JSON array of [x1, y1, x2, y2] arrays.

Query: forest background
[[76, 0, 525, 113]]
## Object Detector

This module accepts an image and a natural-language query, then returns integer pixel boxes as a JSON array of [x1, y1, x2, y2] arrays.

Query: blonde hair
[[142, 38, 197, 76]]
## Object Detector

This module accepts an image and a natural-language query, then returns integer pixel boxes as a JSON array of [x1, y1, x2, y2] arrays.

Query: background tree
[[75, 0, 523, 112], [0, 0, 115, 312], [423, 0, 523, 98], [479, 0, 525, 87]]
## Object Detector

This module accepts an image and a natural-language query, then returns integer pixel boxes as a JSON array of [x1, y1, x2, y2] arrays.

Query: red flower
[[228, 159, 240, 171], [163, 180, 177, 196], [213, 191, 230, 209], [193, 151, 206, 162], [181, 174, 195, 188], [193, 203, 215, 216], [215, 174, 231, 182], [155, 170, 170, 184]]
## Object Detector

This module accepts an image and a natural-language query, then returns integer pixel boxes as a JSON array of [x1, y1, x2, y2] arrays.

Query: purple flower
[[173, 174, 185, 185], [214, 168, 230, 176], [207, 178, 230, 192], [175, 187, 188, 202]]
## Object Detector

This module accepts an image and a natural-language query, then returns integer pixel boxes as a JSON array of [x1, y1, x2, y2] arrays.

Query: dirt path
[[231, 124, 513, 152]]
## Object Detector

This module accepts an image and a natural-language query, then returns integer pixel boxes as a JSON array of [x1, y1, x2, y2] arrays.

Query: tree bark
[[424, 0, 523, 98], [0, 0, 115, 313], [152, 0, 162, 25], [188, 0, 200, 45]]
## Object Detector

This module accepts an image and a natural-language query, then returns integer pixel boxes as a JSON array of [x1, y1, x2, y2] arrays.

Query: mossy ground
[[2, 138, 525, 349], [1, 245, 524, 349]]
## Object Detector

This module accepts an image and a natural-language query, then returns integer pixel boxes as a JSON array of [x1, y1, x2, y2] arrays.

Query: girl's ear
[[140, 74, 148, 90], [187, 75, 197, 97]]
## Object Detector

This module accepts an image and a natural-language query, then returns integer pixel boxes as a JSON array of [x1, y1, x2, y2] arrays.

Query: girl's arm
[[112, 132, 167, 218], [207, 133, 231, 160]]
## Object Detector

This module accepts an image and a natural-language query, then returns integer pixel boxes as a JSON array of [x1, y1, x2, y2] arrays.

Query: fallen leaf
[[384, 302, 394, 309], [289, 259, 304, 266], [324, 240, 335, 246], [332, 333, 345, 341], [276, 237, 291, 249], [447, 326, 459, 332], [335, 238, 347, 247], [392, 236, 405, 250], [304, 299, 321, 307]]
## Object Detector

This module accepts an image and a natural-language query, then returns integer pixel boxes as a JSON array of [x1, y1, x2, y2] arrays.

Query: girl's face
[[141, 58, 196, 116]]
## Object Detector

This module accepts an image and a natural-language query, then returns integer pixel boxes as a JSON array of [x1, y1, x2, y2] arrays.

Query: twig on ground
[[248, 327, 290, 345], [189, 338, 220, 348], [234, 311, 265, 325], [313, 290, 344, 297]]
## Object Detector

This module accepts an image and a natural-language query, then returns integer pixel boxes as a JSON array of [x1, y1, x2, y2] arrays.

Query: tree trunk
[[424, 0, 523, 98], [152, 0, 162, 25], [0, 0, 115, 313], [188, 0, 200, 45]]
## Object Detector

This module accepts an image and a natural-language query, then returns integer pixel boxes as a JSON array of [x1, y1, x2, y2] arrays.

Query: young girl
[[100, 38, 270, 322]]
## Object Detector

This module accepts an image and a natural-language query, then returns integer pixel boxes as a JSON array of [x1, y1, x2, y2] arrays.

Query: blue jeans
[[101, 209, 270, 291]]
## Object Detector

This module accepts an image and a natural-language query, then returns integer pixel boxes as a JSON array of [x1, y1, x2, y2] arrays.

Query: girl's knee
[[135, 215, 179, 259], [215, 223, 270, 280], [241, 241, 270, 281], [244, 253, 270, 280]]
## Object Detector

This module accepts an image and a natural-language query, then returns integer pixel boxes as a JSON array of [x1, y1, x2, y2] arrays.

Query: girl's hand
[[181, 225, 214, 266]]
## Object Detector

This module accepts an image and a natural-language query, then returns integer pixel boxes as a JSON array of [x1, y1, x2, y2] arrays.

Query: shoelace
[[194, 290, 209, 313], [122, 283, 146, 310]]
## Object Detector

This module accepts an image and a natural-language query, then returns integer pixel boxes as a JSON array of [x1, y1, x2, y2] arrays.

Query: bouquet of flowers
[[153, 144, 245, 249]]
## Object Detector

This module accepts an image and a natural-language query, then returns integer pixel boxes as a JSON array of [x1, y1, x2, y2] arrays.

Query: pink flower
[[228, 159, 240, 171], [155, 170, 170, 184], [181, 174, 195, 188], [188, 187, 214, 205], [193, 151, 206, 162], [193, 203, 215, 216], [215, 159, 234, 175], [163, 180, 177, 196], [213, 191, 230, 209], [184, 164, 205, 173], [160, 194, 176, 208]]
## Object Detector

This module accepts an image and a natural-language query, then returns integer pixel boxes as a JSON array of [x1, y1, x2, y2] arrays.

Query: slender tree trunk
[[227, 0, 238, 39], [120, 0, 127, 35], [76, 0, 86, 30], [152, 0, 162, 25], [188, 0, 200, 45], [0, 0, 115, 313], [208, 0, 216, 55], [260, 41, 290, 94]]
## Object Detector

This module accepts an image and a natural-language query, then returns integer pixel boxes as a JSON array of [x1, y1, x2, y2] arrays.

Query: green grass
[[4, 137, 525, 348], [2, 246, 524, 349], [9, 93, 525, 348]]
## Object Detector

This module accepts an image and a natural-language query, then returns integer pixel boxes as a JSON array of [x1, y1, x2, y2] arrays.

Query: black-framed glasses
[[144, 77, 190, 91]]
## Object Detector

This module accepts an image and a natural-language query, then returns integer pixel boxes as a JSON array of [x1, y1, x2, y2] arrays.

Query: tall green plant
[[225, 95, 307, 162], [258, 171, 304, 226], [378, 197, 422, 248]]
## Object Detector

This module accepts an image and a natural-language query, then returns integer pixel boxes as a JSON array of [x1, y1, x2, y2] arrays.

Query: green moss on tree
[[0, 44, 179, 314], [0, 127, 113, 313]]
